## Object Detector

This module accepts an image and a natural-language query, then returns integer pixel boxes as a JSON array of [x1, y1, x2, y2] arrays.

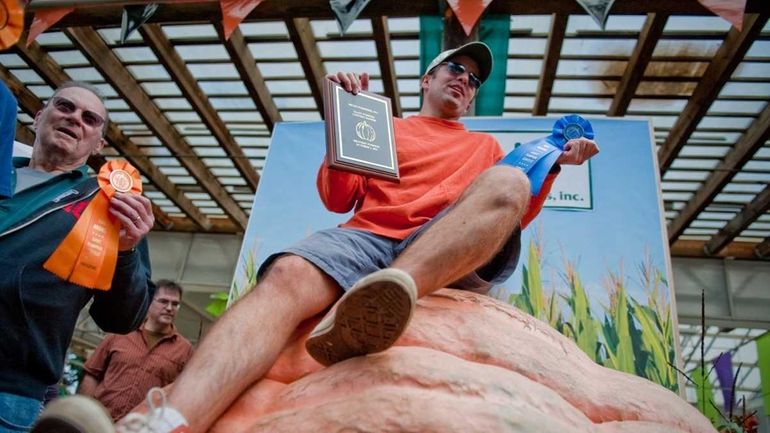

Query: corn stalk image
[[509, 238, 678, 391]]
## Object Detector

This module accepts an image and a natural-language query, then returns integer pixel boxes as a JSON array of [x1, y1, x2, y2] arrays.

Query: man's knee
[[474, 165, 530, 210], [260, 254, 340, 306]]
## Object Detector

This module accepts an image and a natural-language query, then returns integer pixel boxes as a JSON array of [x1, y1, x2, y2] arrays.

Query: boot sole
[[31, 395, 114, 433], [306, 271, 415, 366]]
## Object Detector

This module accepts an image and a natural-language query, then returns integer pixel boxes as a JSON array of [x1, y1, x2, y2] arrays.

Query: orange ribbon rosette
[[0, 0, 23, 50], [44, 160, 143, 291]]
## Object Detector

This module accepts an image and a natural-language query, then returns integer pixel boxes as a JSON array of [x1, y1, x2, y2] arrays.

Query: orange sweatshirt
[[317, 115, 556, 240]]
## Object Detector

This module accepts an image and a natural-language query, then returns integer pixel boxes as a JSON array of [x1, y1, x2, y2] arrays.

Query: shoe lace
[[117, 388, 167, 433]]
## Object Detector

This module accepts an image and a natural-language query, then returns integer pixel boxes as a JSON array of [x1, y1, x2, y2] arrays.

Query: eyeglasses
[[49, 96, 106, 129], [440, 61, 482, 90], [154, 298, 181, 309]]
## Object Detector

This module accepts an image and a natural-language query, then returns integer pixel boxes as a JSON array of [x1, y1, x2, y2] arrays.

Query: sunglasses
[[50, 96, 106, 129], [439, 61, 482, 90]]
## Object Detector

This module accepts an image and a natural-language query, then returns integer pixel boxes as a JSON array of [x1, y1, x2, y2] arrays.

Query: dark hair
[[156, 279, 184, 299], [50, 81, 110, 137]]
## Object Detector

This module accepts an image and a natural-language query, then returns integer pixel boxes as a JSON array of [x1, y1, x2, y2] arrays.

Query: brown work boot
[[306, 268, 417, 366], [31, 395, 114, 433]]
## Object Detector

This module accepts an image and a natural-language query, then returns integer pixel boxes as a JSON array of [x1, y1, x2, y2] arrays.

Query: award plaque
[[324, 79, 399, 181]]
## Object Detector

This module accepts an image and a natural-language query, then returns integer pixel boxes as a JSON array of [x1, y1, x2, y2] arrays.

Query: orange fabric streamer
[[26, 6, 73, 47], [446, 0, 493, 36], [698, 0, 747, 31], [220, 0, 264, 40], [44, 160, 142, 291], [0, 0, 24, 50]]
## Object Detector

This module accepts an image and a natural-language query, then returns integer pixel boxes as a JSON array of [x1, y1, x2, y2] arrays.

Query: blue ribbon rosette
[[498, 115, 594, 195]]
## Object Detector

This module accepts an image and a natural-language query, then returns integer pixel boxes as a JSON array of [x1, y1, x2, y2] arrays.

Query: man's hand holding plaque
[[324, 73, 399, 181], [498, 115, 599, 194]]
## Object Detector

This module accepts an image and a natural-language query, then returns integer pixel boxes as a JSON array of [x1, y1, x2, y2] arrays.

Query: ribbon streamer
[[329, 0, 372, 35], [44, 160, 142, 291], [575, 0, 615, 30], [446, 0, 493, 36], [220, 0, 264, 40], [120, 4, 158, 44], [27, 6, 73, 46], [0, 0, 24, 50], [498, 115, 594, 195], [698, 0, 746, 31]]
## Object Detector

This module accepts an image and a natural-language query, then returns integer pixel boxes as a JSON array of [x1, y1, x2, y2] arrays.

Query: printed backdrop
[[230, 117, 682, 392]]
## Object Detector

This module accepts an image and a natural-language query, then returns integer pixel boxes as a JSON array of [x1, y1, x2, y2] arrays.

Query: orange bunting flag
[[220, 0, 264, 40], [0, 0, 24, 50], [44, 160, 142, 291], [446, 0, 493, 36], [27, 6, 73, 47], [698, 0, 747, 31]]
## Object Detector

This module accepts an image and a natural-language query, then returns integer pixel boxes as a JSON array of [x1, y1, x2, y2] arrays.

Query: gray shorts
[[258, 206, 521, 294]]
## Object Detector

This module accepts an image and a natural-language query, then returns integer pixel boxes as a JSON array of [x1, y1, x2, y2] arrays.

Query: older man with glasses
[[35, 43, 599, 433], [0, 81, 155, 432], [78, 280, 192, 422]]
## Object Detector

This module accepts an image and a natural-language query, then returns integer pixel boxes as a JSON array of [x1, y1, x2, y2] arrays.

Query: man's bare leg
[[164, 255, 341, 432], [393, 165, 530, 296], [305, 166, 529, 365]]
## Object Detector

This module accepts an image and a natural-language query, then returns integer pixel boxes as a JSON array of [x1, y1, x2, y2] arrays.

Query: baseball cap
[[423, 41, 493, 84]]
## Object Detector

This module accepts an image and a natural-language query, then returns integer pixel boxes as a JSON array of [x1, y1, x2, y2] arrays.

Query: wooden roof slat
[[64, 26, 248, 229], [0, 64, 180, 230], [286, 17, 326, 114], [704, 185, 770, 255], [608, 13, 667, 117], [14, 122, 35, 145], [667, 101, 770, 243], [217, 25, 283, 133], [372, 16, 402, 118], [657, 14, 769, 173], [140, 24, 261, 193], [670, 239, 764, 260], [27, 0, 770, 29], [533, 13, 567, 116], [755, 237, 770, 259]]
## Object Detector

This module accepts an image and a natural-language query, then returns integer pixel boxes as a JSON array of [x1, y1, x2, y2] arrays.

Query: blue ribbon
[[498, 115, 594, 195]]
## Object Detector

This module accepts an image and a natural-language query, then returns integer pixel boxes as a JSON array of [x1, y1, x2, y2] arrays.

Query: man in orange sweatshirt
[[35, 42, 598, 433]]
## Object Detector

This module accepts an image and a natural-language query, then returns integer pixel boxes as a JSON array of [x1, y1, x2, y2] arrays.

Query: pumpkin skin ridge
[[203, 289, 715, 433]]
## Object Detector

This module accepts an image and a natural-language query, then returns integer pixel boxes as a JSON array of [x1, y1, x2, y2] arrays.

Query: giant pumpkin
[[206, 289, 715, 433]]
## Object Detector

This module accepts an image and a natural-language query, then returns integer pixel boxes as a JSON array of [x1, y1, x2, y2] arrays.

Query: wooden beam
[[286, 17, 326, 114], [704, 184, 770, 256], [64, 26, 248, 229], [755, 237, 770, 259], [670, 239, 763, 260], [15, 122, 35, 146], [657, 14, 768, 173], [667, 100, 770, 242], [165, 216, 240, 234], [533, 13, 567, 116], [28, 0, 770, 29], [10, 40, 212, 230], [217, 24, 282, 132], [140, 23, 260, 192], [608, 13, 667, 116], [372, 16, 402, 118]]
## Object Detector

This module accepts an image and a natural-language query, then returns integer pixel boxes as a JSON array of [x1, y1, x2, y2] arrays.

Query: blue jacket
[[0, 171, 153, 400]]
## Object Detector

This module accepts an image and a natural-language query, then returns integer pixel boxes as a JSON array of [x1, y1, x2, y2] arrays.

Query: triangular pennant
[[220, 0, 265, 40], [329, 0, 373, 35], [698, 0, 746, 31], [575, 0, 615, 30], [120, 4, 159, 45], [27, 6, 74, 46], [712, 352, 734, 412], [446, 0, 493, 36]]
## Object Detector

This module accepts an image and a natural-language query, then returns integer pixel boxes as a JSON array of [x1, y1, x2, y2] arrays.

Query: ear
[[420, 74, 431, 91], [32, 109, 43, 131], [92, 138, 106, 155]]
